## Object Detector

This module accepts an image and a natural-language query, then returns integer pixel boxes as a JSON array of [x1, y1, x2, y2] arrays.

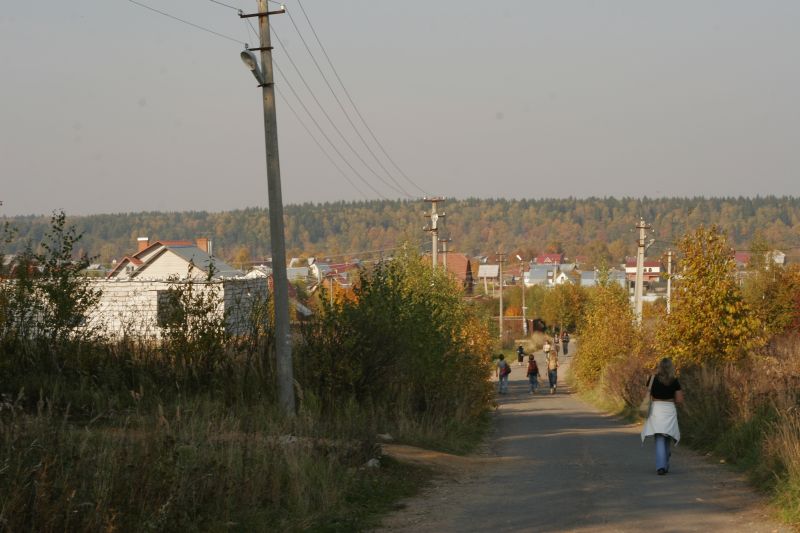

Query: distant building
[[107, 237, 242, 280], [624, 258, 662, 283], [477, 264, 500, 294], [535, 253, 565, 265], [580, 269, 629, 289], [436, 252, 475, 293]]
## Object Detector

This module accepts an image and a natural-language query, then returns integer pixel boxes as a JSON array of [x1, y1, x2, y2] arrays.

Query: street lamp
[[240, 49, 265, 86]]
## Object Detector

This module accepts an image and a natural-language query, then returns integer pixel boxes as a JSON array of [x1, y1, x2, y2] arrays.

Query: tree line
[[3, 196, 800, 265]]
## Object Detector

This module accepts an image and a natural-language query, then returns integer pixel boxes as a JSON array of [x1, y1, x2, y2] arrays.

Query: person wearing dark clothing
[[561, 332, 570, 355], [526, 357, 540, 394], [641, 358, 684, 475], [517, 345, 525, 366]]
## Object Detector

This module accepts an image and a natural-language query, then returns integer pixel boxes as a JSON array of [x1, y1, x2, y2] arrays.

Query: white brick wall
[[87, 278, 268, 339]]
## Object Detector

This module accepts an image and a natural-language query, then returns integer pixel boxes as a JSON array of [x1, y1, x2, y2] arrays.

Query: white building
[[92, 238, 264, 338]]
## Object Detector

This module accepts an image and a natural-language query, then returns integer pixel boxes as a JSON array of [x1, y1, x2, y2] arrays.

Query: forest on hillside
[[3, 196, 800, 266]]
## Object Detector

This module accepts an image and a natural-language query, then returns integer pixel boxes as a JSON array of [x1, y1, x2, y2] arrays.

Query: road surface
[[379, 341, 789, 532]]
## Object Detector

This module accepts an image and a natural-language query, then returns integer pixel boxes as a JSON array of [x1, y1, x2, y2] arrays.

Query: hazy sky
[[1, 1, 799, 217]]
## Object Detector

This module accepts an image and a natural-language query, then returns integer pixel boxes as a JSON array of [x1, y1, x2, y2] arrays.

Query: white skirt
[[641, 400, 681, 443]]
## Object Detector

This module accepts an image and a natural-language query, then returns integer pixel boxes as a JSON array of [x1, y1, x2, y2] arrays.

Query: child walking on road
[[526, 357, 540, 394], [546, 349, 559, 394], [496, 354, 511, 394]]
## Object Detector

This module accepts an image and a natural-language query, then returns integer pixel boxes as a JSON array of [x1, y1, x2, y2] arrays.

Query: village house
[[624, 258, 663, 283], [477, 263, 500, 295], [435, 252, 474, 293], [90, 238, 265, 338]]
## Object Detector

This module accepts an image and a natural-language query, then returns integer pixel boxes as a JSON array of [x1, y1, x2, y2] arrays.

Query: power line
[[275, 86, 369, 200], [268, 24, 408, 197], [271, 60, 388, 199], [126, 0, 245, 45], [283, 7, 413, 198], [207, 0, 241, 11], [243, 19, 381, 199], [293, 0, 428, 197]]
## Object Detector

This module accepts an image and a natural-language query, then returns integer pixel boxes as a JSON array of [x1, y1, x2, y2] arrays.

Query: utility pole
[[241, 1, 294, 415], [497, 252, 506, 342], [423, 197, 445, 269], [440, 238, 451, 271], [666, 250, 673, 315], [634, 218, 651, 324], [519, 256, 527, 336]]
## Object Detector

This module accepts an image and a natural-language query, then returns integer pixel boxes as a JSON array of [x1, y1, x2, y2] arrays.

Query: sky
[[1, 1, 799, 217]]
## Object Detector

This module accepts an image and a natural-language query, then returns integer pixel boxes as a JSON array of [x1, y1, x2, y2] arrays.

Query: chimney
[[137, 237, 150, 252], [196, 237, 210, 254]]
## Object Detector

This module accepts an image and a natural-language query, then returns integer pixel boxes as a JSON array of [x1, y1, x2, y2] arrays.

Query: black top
[[650, 376, 682, 400]]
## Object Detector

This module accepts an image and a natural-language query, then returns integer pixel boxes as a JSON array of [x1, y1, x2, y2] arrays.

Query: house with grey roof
[[580, 269, 629, 290]]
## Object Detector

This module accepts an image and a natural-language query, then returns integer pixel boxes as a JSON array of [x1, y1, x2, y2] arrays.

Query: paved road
[[379, 342, 790, 533]]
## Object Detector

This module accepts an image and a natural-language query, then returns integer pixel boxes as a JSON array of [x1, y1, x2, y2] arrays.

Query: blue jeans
[[655, 434, 672, 471], [529, 376, 539, 393], [548, 369, 558, 388], [498, 375, 509, 394]]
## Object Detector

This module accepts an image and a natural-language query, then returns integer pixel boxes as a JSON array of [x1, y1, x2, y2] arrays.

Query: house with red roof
[[535, 253, 565, 265], [437, 252, 474, 293]]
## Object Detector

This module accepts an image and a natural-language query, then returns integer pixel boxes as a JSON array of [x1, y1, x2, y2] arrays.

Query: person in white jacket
[[641, 358, 685, 475]]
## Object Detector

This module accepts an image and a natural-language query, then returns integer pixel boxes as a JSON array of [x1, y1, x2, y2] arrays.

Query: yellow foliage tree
[[573, 272, 636, 388], [657, 225, 763, 367]]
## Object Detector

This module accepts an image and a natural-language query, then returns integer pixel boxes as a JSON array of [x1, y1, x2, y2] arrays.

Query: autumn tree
[[741, 237, 800, 336], [656, 225, 762, 367], [573, 270, 637, 389], [540, 283, 586, 333]]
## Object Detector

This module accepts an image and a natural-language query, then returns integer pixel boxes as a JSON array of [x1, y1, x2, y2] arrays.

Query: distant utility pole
[[497, 251, 506, 341], [423, 197, 445, 269], [634, 218, 652, 324], [240, 1, 294, 415], [517, 255, 527, 336], [666, 250, 673, 315], [440, 237, 451, 271]]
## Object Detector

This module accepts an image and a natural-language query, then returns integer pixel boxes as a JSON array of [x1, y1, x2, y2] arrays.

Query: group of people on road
[[497, 334, 684, 477], [498, 332, 570, 396]]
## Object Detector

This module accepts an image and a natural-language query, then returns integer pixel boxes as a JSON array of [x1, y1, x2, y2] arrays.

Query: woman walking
[[641, 358, 684, 475], [545, 349, 559, 394]]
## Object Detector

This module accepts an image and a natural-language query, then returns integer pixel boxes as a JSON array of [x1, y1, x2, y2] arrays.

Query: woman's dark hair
[[656, 357, 676, 385]]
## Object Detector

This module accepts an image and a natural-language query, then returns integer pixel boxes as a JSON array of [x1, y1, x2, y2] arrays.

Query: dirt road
[[378, 342, 790, 532]]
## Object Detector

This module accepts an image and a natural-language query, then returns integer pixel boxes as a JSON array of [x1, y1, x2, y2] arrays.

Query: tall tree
[[657, 225, 762, 367]]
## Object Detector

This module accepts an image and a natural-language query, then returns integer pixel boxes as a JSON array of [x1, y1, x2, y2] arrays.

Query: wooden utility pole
[[424, 197, 445, 269], [243, 1, 294, 414], [520, 257, 527, 336], [634, 218, 651, 324], [497, 252, 506, 341], [440, 238, 451, 271], [666, 250, 673, 315]]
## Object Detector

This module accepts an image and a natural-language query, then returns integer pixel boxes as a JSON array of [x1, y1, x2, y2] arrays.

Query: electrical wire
[[268, 25, 408, 197], [275, 86, 369, 200], [207, 0, 241, 11], [272, 60, 388, 199], [243, 19, 385, 199], [283, 7, 413, 198], [126, 0, 245, 45], [293, 0, 429, 197]]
